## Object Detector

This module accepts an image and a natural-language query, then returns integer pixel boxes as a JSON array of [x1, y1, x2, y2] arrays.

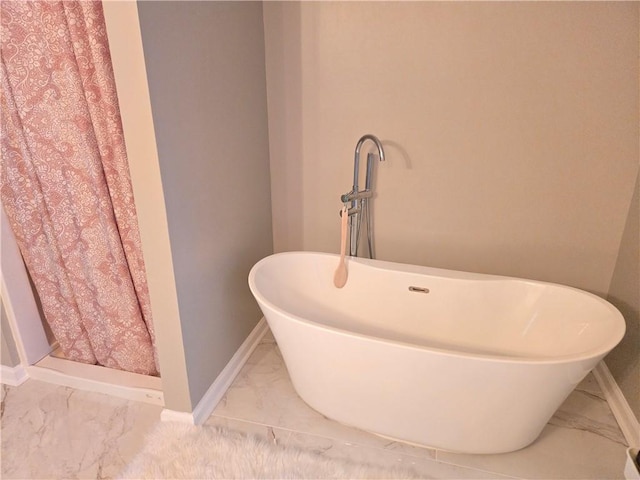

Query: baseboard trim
[[161, 317, 268, 425], [593, 360, 640, 448], [0, 364, 28, 386]]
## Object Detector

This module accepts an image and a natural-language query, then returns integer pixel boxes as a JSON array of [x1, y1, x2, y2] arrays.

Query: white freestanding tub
[[248, 252, 625, 454]]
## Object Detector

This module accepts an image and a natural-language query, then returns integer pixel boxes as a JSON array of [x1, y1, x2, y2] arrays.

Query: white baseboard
[[0, 364, 28, 386], [161, 317, 268, 425], [593, 361, 640, 449]]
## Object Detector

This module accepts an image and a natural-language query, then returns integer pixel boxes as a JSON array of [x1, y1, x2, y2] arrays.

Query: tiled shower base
[[1, 328, 630, 479]]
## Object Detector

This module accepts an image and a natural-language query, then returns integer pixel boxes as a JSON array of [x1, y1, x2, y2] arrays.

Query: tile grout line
[[211, 411, 523, 479], [434, 450, 524, 480]]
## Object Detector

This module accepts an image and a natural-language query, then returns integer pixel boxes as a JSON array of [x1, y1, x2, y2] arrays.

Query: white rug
[[119, 422, 420, 479]]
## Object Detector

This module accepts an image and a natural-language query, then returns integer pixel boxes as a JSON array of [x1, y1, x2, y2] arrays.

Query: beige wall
[[264, 2, 638, 296], [138, 1, 273, 409], [265, 0, 639, 424], [607, 173, 640, 421]]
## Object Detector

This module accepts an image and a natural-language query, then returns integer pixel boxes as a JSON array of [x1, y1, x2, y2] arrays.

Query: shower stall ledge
[[28, 354, 163, 405]]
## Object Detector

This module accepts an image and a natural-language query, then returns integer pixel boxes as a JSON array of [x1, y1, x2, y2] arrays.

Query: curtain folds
[[1, 1, 159, 376]]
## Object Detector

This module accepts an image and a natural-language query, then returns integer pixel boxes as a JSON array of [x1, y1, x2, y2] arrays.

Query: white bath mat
[[118, 421, 420, 479]]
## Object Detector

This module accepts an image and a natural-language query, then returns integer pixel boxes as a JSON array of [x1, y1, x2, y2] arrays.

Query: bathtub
[[248, 252, 625, 454]]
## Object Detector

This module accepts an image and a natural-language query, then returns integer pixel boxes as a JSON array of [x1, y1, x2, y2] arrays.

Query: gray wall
[[1, 298, 20, 368], [607, 172, 640, 421], [138, 1, 272, 409]]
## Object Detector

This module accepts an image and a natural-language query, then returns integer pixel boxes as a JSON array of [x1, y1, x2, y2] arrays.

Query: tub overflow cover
[[409, 286, 430, 293]]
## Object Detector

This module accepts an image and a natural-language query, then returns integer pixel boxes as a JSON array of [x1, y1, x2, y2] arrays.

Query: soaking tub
[[248, 252, 625, 454]]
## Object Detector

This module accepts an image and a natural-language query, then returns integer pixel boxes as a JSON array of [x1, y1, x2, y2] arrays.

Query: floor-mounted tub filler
[[248, 251, 625, 454]]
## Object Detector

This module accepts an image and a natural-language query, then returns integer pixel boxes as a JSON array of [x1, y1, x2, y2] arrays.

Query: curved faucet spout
[[355, 134, 385, 163]]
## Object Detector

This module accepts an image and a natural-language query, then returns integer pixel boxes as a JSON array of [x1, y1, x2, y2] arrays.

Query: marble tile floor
[[0, 379, 162, 479], [1, 329, 629, 479]]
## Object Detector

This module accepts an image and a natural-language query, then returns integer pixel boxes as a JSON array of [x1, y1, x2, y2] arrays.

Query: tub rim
[[248, 251, 626, 365]]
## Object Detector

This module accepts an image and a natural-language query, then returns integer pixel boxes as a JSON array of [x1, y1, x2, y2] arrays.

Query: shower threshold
[[28, 352, 163, 406]]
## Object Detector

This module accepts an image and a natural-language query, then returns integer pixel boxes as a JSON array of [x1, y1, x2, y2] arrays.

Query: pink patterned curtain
[[1, 1, 159, 376]]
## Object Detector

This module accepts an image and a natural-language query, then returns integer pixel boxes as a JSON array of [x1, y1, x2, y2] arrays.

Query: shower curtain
[[0, 1, 159, 375]]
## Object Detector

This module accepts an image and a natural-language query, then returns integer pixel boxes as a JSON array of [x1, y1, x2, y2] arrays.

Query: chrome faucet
[[340, 134, 385, 258]]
